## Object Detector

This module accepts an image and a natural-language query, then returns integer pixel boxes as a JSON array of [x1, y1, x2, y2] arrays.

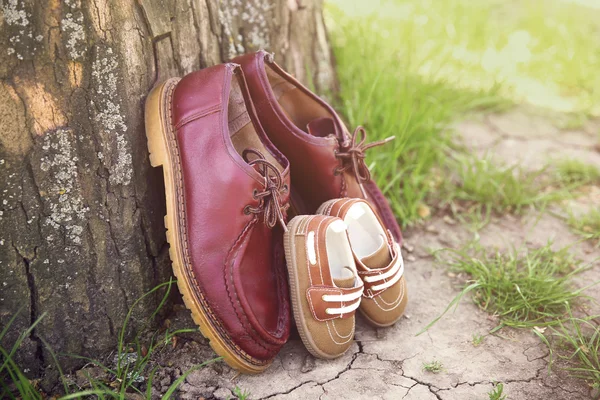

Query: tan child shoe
[[318, 199, 407, 327], [284, 215, 364, 359]]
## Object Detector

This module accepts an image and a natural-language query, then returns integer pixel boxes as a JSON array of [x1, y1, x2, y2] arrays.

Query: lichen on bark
[[0, 0, 335, 384]]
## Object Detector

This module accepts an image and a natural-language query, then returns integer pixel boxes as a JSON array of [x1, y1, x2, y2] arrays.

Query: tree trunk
[[0, 0, 335, 377]]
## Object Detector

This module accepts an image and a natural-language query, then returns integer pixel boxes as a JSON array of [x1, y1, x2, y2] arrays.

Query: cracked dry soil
[[149, 109, 600, 399]]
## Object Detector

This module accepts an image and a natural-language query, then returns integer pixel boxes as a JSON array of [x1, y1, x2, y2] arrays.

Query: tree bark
[[0, 0, 335, 377]]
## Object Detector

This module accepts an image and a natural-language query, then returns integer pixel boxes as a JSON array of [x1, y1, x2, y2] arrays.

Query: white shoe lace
[[363, 242, 404, 292]]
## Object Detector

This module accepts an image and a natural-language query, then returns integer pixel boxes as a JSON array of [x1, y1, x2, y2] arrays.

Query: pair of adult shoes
[[144, 51, 404, 373], [285, 198, 407, 359]]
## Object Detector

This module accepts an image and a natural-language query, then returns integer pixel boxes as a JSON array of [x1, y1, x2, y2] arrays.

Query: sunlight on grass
[[422, 360, 444, 373], [421, 242, 596, 332], [554, 159, 600, 187], [326, 2, 508, 226], [443, 156, 564, 214], [326, 0, 600, 226], [541, 313, 600, 389], [328, 0, 600, 115], [488, 382, 507, 400], [568, 208, 600, 244]]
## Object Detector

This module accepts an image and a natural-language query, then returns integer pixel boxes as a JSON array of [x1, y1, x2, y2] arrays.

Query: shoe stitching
[[175, 104, 221, 129], [326, 320, 354, 345], [325, 200, 337, 215], [306, 287, 343, 322], [297, 214, 312, 235], [334, 198, 355, 218], [254, 54, 335, 148], [330, 319, 355, 340], [167, 81, 270, 366], [340, 169, 348, 198], [313, 217, 327, 285], [370, 279, 405, 311], [272, 233, 290, 336], [225, 218, 277, 353], [299, 216, 316, 287]]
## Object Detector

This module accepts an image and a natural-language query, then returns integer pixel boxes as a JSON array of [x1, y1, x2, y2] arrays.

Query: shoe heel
[[144, 78, 179, 167]]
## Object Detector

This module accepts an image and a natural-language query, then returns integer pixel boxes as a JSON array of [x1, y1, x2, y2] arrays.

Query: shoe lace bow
[[335, 126, 394, 197], [243, 149, 289, 231]]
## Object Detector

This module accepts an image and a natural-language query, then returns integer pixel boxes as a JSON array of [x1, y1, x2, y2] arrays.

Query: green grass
[[540, 314, 600, 389], [442, 156, 567, 215], [472, 333, 485, 347], [0, 280, 218, 399], [230, 386, 251, 400], [422, 242, 596, 332], [440, 156, 600, 224], [326, 0, 600, 226], [422, 360, 444, 373], [488, 382, 507, 400], [568, 208, 600, 244], [0, 307, 48, 399], [553, 159, 600, 187], [326, 2, 509, 227], [327, 0, 600, 390]]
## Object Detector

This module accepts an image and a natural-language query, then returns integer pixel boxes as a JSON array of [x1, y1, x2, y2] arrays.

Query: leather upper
[[233, 51, 403, 243], [171, 63, 291, 363]]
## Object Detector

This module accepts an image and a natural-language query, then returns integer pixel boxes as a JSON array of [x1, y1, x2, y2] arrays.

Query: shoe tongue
[[333, 274, 355, 289], [360, 240, 393, 270], [307, 117, 336, 138]]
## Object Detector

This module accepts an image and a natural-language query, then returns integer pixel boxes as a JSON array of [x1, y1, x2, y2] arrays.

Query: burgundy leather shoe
[[144, 63, 291, 373], [232, 51, 403, 243]]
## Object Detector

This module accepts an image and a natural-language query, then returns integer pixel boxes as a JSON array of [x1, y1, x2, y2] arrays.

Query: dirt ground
[[145, 109, 600, 399]]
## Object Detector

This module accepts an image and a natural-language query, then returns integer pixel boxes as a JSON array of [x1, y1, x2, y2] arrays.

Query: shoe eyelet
[[333, 167, 340, 176], [243, 205, 251, 215], [252, 189, 258, 199], [282, 184, 289, 193]]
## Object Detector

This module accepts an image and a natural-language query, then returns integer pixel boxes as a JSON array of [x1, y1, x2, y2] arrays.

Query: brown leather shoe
[[284, 215, 363, 359], [233, 51, 403, 243], [144, 63, 291, 373], [318, 198, 408, 327]]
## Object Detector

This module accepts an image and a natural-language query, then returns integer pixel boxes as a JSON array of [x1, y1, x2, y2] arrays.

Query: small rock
[[150, 388, 161, 398], [211, 362, 225, 374], [407, 255, 416, 262], [443, 215, 456, 225], [213, 387, 233, 399], [113, 352, 138, 372], [185, 367, 218, 388], [402, 242, 414, 253], [301, 354, 316, 373], [124, 394, 144, 400], [75, 366, 107, 387], [281, 350, 303, 370], [417, 203, 431, 219], [533, 326, 547, 334], [160, 375, 172, 387], [425, 225, 438, 234]]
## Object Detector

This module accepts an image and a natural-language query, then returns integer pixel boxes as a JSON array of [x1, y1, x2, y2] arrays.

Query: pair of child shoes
[[284, 198, 408, 359]]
